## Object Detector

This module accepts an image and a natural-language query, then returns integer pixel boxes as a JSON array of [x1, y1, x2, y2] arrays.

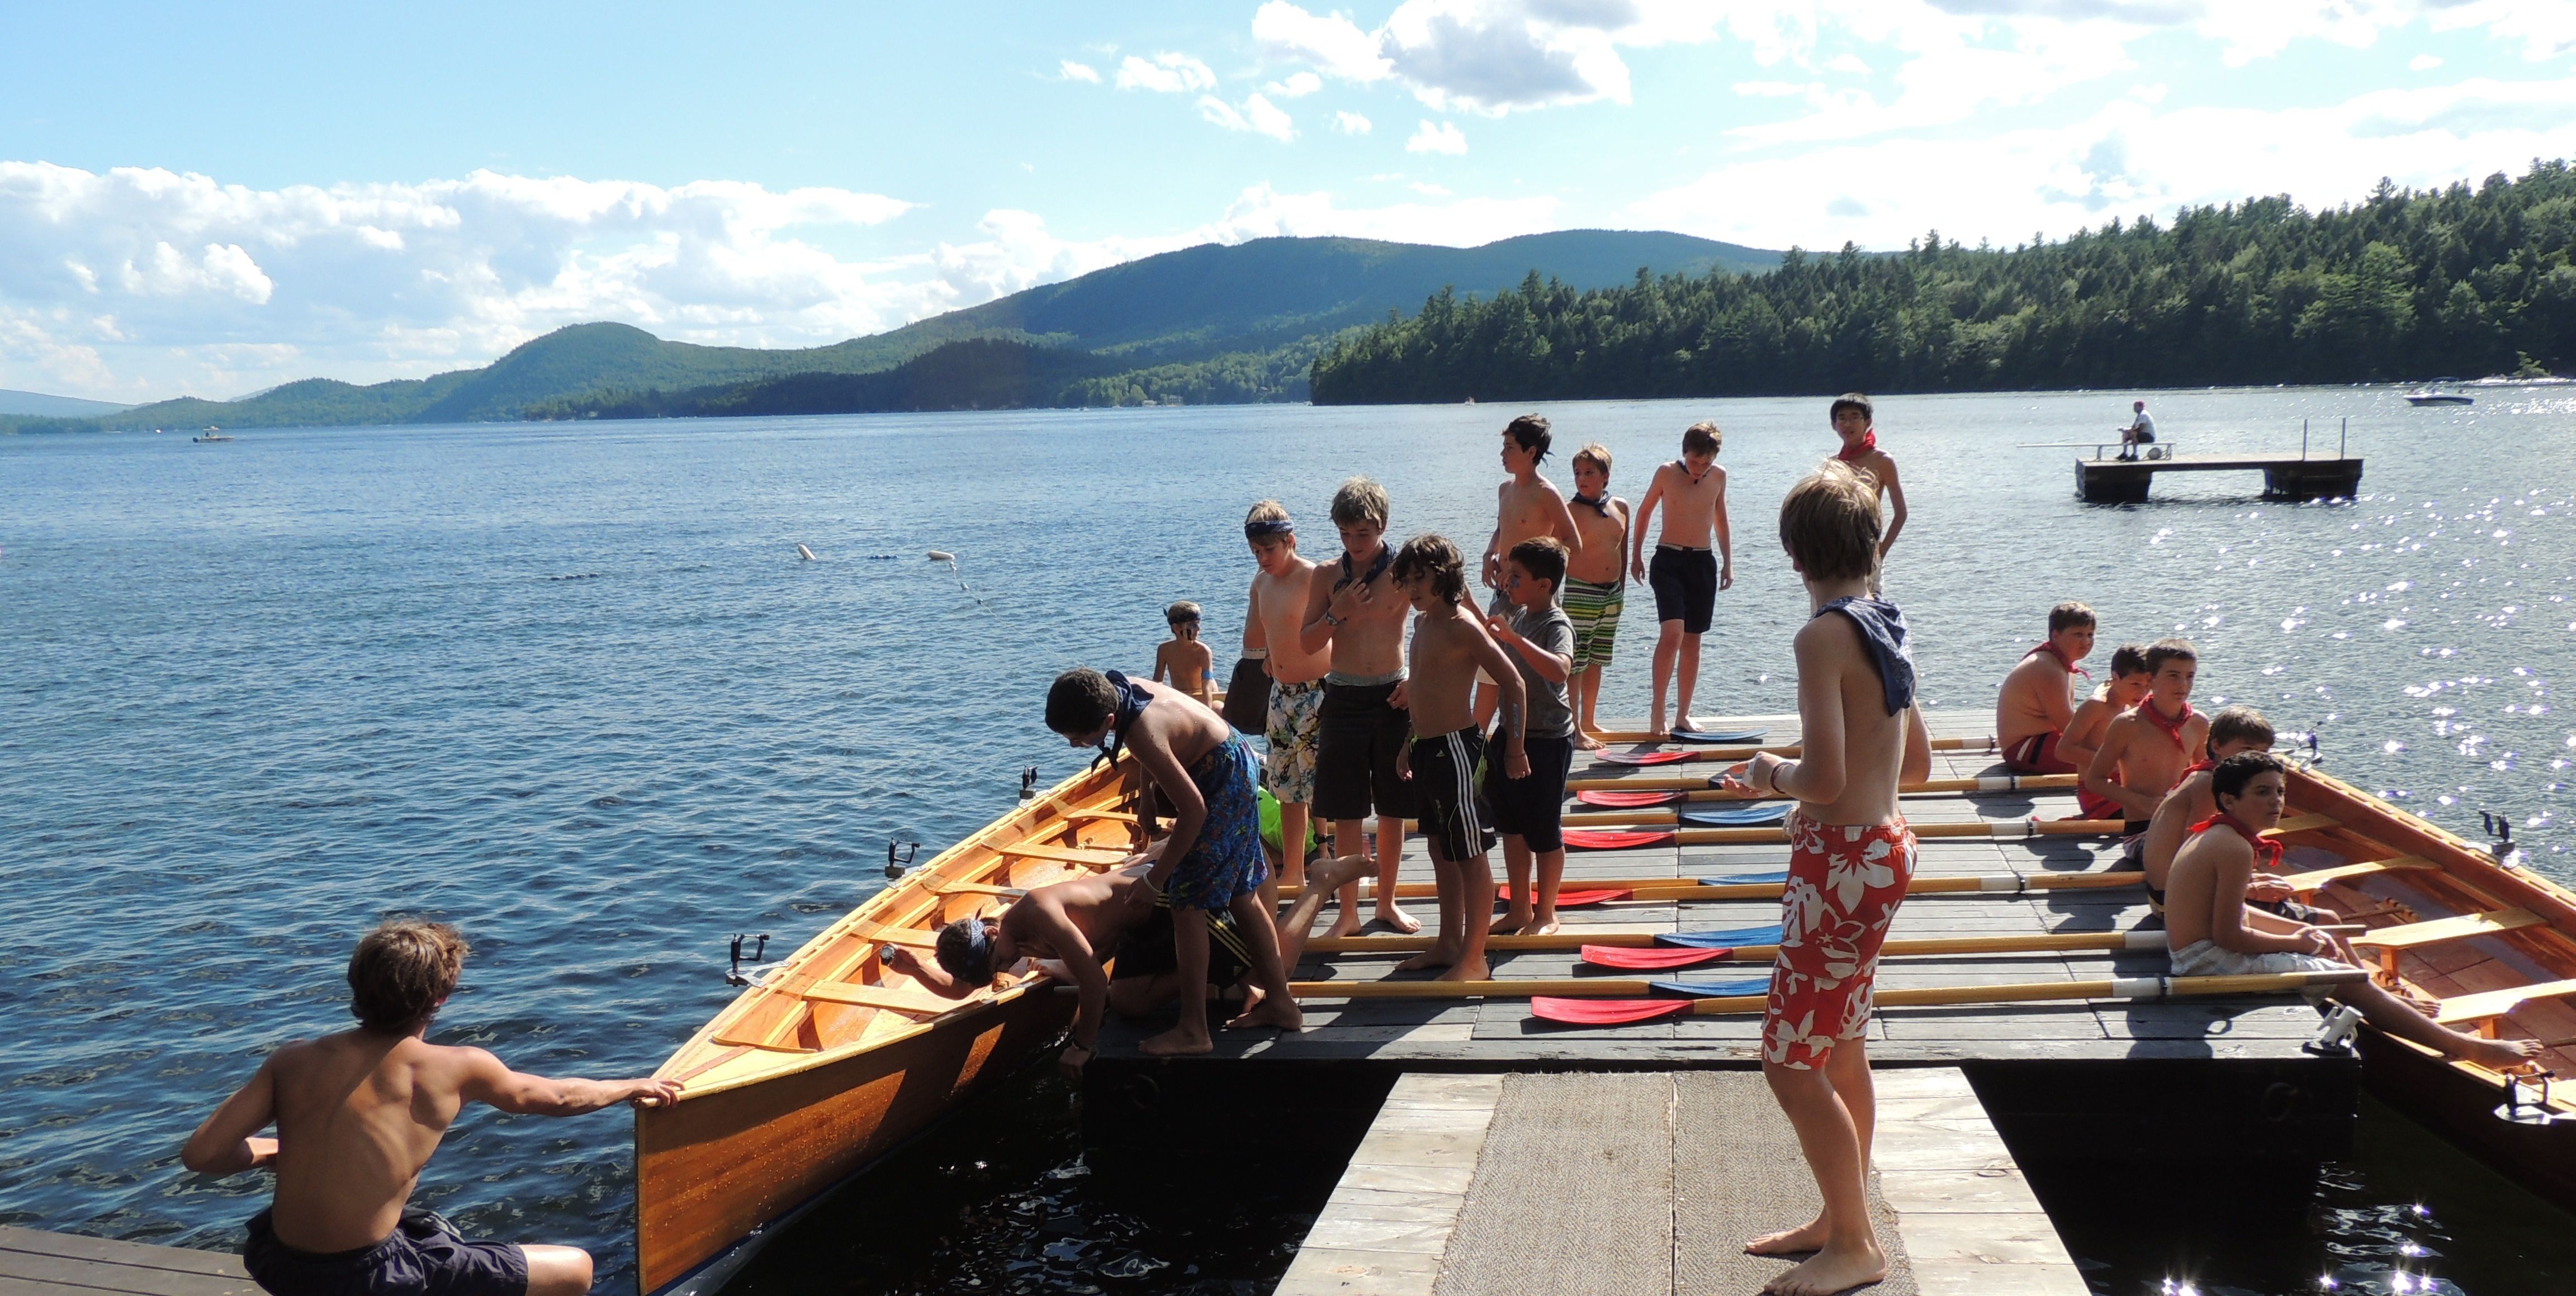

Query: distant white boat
[[2402, 381, 2473, 407], [192, 426, 234, 443]]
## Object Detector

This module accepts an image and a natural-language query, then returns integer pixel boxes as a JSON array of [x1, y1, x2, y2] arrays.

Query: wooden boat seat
[[796, 980, 965, 1017], [995, 842, 1130, 867], [930, 879, 1026, 899], [2350, 908, 2545, 977], [851, 922, 938, 949], [2280, 856, 2433, 894], [2433, 978, 2576, 1033], [1064, 808, 1139, 824], [2263, 812, 2338, 836]]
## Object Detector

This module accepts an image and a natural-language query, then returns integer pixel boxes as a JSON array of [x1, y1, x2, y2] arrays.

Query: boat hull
[[2357, 1024, 2576, 1212], [633, 983, 1073, 1294]]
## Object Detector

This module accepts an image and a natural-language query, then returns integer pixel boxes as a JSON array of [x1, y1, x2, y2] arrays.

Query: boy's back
[[265, 1032, 486, 1251], [1792, 608, 1914, 825]]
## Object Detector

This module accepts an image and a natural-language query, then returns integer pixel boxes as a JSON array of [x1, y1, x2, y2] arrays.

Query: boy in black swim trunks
[[1299, 477, 1423, 938], [1484, 537, 1578, 936], [182, 920, 676, 1296], [1390, 534, 1528, 982], [1628, 422, 1733, 737]]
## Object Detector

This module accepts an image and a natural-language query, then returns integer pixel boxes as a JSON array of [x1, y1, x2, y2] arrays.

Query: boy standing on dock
[[1242, 501, 1332, 893], [1153, 601, 1217, 710], [1628, 422, 1733, 737], [1996, 602, 2096, 773], [1726, 460, 1931, 1296], [1301, 477, 1422, 937], [1475, 414, 1580, 727], [1828, 394, 1906, 592], [1388, 534, 1527, 981], [182, 919, 678, 1296], [1563, 443, 1630, 750], [1483, 537, 1578, 936], [2079, 639, 2209, 827]]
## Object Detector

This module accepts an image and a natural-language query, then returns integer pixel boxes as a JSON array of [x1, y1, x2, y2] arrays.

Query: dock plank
[[0, 1228, 254, 1296]]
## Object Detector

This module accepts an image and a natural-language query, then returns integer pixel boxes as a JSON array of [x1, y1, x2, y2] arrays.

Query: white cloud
[[1407, 119, 1470, 154], [1266, 70, 1325, 97], [2408, 54, 2442, 70], [1252, 2, 1394, 83], [1200, 92, 1300, 141], [1255, 0, 1632, 115], [1114, 52, 1219, 93], [1059, 59, 1102, 83], [1334, 110, 1376, 134], [1410, 181, 1453, 195]]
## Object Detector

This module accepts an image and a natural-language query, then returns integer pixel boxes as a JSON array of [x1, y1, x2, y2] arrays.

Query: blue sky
[[4, 1, 2573, 401]]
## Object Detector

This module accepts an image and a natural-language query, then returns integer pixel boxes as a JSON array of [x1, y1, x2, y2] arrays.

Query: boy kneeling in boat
[[2166, 753, 2537, 1070], [182, 919, 676, 1296], [1996, 602, 2094, 773], [1041, 667, 1303, 1056]]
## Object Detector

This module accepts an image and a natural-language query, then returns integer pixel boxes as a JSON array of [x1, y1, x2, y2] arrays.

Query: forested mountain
[[0, 388, 131, 417], [1311, 163, 2576, 404]]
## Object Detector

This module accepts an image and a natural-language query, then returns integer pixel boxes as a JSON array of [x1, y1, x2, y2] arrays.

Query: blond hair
[[1573, 442, 1612, 475], [1246, 500, 1290, 526], [1332, 476, 1389, 528]]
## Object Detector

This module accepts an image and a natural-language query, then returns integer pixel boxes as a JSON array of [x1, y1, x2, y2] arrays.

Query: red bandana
[[2182, 759, 2215, 776], [2026, 642, 2093, 681], [2138, 698, 2197, 751], [2189, 810, 2281, 871], [1835, 431, 1878, 463]]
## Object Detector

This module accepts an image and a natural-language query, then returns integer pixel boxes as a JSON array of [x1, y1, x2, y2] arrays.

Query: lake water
[[6, 386, 2574, 1295]]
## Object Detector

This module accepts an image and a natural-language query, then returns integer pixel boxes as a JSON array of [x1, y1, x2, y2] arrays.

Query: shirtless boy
[[1828, 394, 1907, 592], [1300, 478, 1421, 937], [1475, 414, 1580, 727], [1484, 538, 1578, 936], [2166, 752, 2537, 1071], [1562, 443, 1631, 749], [2138, 706, 2304, 917], [2061, 644, 2149, 777], [1043, 668, 1301, 1055], [1724, 460, 1933, 1296], [2080, 639, 2209, 827], [1629, 422, 1734, 737], [1242, 501, 1332, 891], [1997, 602, 2096, 773], [1389, 534, 1528, 982], [182, 920, 676, 1296], [1153, 601, 1217, 709]]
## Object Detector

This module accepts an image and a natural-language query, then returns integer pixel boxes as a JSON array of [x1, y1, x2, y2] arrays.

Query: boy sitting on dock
[[1043, 668, 1303, 1055], [1828, 393, 1906, 592], [1483, 537, 1578, 936], [1243, 500, 1332, 894], [1726, 460, 1933, 1296], [2078, 638, 2209, 828], [2059, 644, 2149, 777], [2134, 706, 2331, 928], [1301, 477, 1422, 937], [182, 919, 677, 1296], [1628, 422, 1733, 737], [1390, 533, 1528, 981], [2166, 752, 2537, 1070], [1153, 601, 1218, 710], [1562, 442, 1631, 749], [1475, 414, 1581, 727], [1997, 602, 2095, 773]]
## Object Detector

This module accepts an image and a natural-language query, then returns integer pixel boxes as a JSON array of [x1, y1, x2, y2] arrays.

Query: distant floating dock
[[2075, 453, 2363, 504]]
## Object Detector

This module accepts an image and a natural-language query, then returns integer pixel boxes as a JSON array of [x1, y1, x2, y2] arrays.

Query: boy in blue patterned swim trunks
[[1046, 667, 1303, 1055]]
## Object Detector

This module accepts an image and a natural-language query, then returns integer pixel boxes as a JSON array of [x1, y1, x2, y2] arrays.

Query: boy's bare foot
[[1323, 912, 1362, 939], [1139, 1025, 1214, 1057], [1744, 1217, 1829, 1256], [1490, 909, 1533, 936], [1394, 947, 1456, 972], [1762, 1238, 1887, 1295], [1374, 903, 1422, 935], [2459, 1034, 2544, 1069], [1433, 956, 1490, 982], [1575, 731, 1606, 751], [1528, 914, 1561, 937], [1227, 995, 1304, 1032]]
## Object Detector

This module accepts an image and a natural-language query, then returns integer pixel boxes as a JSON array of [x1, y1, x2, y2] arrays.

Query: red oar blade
[[1593, 749, 1693, 766], [1562, 828, 1679, 851], [1499, 884, 1632, 907], [1575, 788, 1686, 808], [1532, 996, 1694, 1026], [1581, 944, 1732, 970]]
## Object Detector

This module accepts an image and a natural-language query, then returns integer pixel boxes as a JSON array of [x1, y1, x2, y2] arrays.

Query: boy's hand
[[1389, 680, 1409, 710], [1630, 555, 1646, 582], [1483, 614, 1514, 642], [244, 1137, 280, 1168], [1742, 752, 1787, 796], [1396, 745, 1413, 781], [1718, 563, 1734, 591], [1483, 554, 1502, 588], [886, 946, 925, 977], [2246, 876, 2294, 903], [1059, 1042, 1093, 1081], [1504, 744, 1531, 780], [628, 1079, 683, 1108], [2295, 928, 2338, 957]]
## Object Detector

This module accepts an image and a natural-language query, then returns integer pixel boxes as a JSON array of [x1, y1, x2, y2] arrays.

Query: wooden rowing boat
[[631, 761, 1133, 1295], [2276, 765, 2576, 1211]]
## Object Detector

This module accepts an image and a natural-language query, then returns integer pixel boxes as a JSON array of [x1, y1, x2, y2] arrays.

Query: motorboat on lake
[[2403, 381, 2474, 406], [191, 426, 234, 442]]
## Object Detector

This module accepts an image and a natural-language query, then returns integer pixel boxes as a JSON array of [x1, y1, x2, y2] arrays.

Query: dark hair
[[1504, 414, 1552, 461], [1506, 536, 1567, 591], [1166, 600, 1201, 625], [1830, 392, 1873, 423], [1778, 459, 1881, 582], [1332, 476, 1389, 528], [2143, 638, 2198, 676], [348, 919, 468, 1032], [2207, 705, 2275, 755], [2211, 750, 2286, 803], [1046, 667, 1117, 734], [1390, 533, 1467, 605], [1682, 421, 1721, 457], [2108, 644, 2150, 677], [934, 917, 996, 985], [2048, 602, 2096, 635]]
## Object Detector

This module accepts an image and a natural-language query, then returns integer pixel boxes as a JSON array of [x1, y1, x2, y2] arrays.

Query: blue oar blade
[[1649, 975, 1775, 999], [1658, 923, 1786, 949], [1671, 727, 1770, 744], [1679, 803, 1791, 828], [1692, 871, 1791, 886]]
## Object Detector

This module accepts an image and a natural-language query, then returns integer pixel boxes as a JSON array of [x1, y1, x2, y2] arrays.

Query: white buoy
[[927, 550, 955, 563], [797, 544, 816, 562]]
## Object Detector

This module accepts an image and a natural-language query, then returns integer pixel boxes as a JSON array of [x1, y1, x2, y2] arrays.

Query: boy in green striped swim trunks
[[1562, 442, 1631, 749]]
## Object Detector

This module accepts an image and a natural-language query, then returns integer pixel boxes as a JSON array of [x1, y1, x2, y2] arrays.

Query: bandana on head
[[2189, 810, 2281, 871], [1244, 519, 1295, 540], [1835, 430, 1878, 463], [937, 919, 997, 984]]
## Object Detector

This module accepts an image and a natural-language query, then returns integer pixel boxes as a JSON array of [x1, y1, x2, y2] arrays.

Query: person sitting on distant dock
[[2059, 643, 2149, 777], [2118, 400, 2157, 461], [1997, 602, 2096, 773], [1828, 393, 1906, 593], [1628, 422, 1734, 737], [1562, 442, 1632, 750], [2166, 753, 2537, 1071], [1043, 667, 1303, 1055], [1153, 601, 1218, 710], [181, 919, 677, 1296], [2078, 638, 2209, 828]]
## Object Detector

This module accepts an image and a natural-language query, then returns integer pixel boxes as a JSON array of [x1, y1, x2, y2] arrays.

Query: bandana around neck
[[1571, 492, 1613, 518], [1098, 670, 1154, 759], [2138, 697, 2197, 751], [1835, 430, 1878, 463], [1336, 545, 1392, 592], [2189, 810, 2281, 871], [2026, 642, 2094, 681]]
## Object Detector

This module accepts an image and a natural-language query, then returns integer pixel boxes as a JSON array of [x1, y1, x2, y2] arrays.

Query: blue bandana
[[1098, 670, 1154, 761], [1335, 545, 1391, 593], [937, 919, 997, 984], [1571, 492, 1611, 517], [1244, 519, 1295, 539], [1815, 596, 1916, 716]]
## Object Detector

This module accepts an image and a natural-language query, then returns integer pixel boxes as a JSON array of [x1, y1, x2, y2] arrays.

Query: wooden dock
[[2073, 452, 2361, 503], [0, 1226, 254, 1296]]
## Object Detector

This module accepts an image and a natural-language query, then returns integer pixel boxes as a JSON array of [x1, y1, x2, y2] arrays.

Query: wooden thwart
[[2350, 907, 2545, 976], [794, 980, 963, 1016], [2281, 855, 2434, 893], [994, 842, 1130, 867], [2433, 978, 2576, 1028]]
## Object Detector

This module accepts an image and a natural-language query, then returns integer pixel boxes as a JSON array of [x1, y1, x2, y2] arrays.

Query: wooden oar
[[1562, 816, 2128, 851], [1574, 773, 2080, 809], [1281, 867, 2146, 904], [1304, 927, 2170, 962], [1524, 969, 2370, 1024], [1591, 735, 1998, 767], [1587, 725, 1773, 744]]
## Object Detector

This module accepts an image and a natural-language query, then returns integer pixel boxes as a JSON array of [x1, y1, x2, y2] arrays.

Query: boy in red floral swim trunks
[[1726, 459, 1931, 1296]]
